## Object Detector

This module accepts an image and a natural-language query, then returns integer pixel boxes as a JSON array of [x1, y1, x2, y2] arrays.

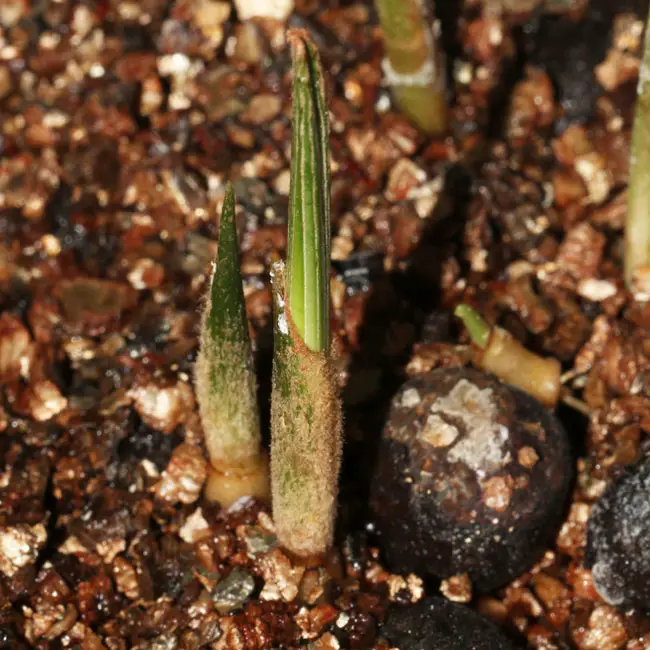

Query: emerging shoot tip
[[455, 303, 560, 408], [195, 183, 267, 504], [455, 304, 491, 350], [375, 0, 447, 134], [285, 28, 331, 354]]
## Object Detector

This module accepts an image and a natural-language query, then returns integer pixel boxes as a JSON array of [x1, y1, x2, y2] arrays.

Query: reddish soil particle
[[0, 313, 32, 381], [555, 223, 606, 282]]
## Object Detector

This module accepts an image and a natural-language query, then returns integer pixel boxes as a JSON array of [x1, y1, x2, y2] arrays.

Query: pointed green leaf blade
[[195, 183, 261, 469], [206, 183, 249, 342], [286, 29, 331, 354]]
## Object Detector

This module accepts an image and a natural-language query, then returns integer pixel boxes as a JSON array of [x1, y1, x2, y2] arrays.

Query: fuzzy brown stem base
[[271, 344, 342, 557], [270, 263, 342, 558]]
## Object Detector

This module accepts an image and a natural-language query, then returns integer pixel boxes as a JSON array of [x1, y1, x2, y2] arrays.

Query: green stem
[[454, 304, 491, 349], [625, 22, 650, 292], [286, 29, 331, 353], [375, 0, 447, 134], [195, 183, 261, 470], [375, 0, 430, 74]]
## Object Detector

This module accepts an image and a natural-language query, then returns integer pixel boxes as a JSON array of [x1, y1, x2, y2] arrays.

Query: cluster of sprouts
[[195, 30, 341, 558], [194, 6, 650, 559]]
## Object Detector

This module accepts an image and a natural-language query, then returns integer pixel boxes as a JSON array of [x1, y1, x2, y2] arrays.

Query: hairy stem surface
[[270, 263, 342, 556], [195, 183, 261, 472], [270, 31, 342, 557]]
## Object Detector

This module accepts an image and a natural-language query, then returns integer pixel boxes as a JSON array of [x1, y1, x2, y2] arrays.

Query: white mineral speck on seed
[[430, 380, 511, 477], [420, 414, 458, 448]]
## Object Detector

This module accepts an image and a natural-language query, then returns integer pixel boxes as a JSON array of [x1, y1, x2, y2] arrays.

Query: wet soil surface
[[2, 0, 650, 648]]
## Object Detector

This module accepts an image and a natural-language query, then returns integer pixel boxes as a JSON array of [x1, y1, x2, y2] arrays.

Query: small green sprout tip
[[454, 304, 491, 350]]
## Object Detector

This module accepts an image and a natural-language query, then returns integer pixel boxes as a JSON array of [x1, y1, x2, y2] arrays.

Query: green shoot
[[270, 30, 342, 557], [625, 21, 650, 294], [455, 303, 561, 407], [375, 0, 447, 134], [286, 30, 331, 353], [195, 183, 267, 503], [454, 304, 491, 349]]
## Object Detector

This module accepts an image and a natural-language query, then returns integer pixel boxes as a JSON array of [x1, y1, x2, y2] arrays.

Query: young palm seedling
[[625, 19, 650, 296], [375, 0, 447, 134], [454, 303, 561, 408], [370, 302, 574, 591], [270, 30, 342, 558], [195, 183, 269, 506]]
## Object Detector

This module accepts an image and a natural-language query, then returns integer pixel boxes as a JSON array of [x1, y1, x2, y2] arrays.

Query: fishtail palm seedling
[[195, 183, 269, 506], [375, 0, 447, 134], [269, 29, 343, 558]]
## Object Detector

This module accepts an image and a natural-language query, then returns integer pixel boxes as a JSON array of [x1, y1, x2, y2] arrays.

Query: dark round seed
[[370, 367, 572, 591], [586, 454, 650, 611]]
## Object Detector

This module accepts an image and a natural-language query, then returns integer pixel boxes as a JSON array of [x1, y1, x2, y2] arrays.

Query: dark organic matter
[[527, 12, 610, 130], [381, 597, 521, 650], [586, 454, 650, 611]]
